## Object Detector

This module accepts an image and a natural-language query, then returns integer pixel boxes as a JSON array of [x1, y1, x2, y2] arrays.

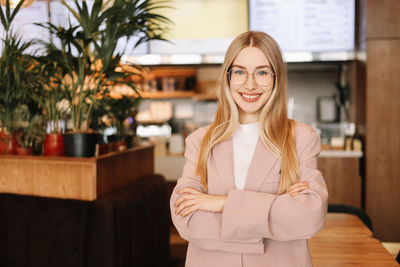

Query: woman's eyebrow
[[231, 64, 272, 69]]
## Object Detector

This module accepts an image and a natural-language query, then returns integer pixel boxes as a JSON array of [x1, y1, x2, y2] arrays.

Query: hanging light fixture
[[0, 0, 35, 8]]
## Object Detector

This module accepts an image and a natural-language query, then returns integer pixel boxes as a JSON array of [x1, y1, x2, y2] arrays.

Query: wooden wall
[[318, 157, 362, 208], [363, 0, 400, 241]]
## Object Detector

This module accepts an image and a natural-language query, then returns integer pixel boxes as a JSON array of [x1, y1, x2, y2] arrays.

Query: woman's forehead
[[233, 46, 271, 68]]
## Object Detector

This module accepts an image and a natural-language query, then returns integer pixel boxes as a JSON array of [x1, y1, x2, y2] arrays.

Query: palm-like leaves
[[0, 0, 25, 33], [37, 0, 171, 132], [0, 0, 40, 132]]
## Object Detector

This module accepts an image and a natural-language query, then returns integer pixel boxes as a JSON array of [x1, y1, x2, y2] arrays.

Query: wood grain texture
[[310, 213, 398, 266], [0, 145, 154, 201], [318, 157, 362, 208], [96, 145, 154, 198], [365, 40, 400, 241], [350, 60, 366, 135], [0, 156, 96, 200], [170, 213, 398, 266], [366, 0, 400, 39]]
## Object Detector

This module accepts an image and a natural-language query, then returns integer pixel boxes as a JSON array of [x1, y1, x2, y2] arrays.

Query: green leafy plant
[[103, 94, 141, 136], [32, 55, 70, 134], [32, 87, 69, 134], [37, 0, 170, 133], [15, 105, 46, 149], [0, 0, 40, 133]]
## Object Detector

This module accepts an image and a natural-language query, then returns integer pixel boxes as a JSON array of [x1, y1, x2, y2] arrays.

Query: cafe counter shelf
[[319, 150, 363, 158]]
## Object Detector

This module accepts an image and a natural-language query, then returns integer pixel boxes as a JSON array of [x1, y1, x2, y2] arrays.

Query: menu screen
[[149, 0, 248, 54], [249, 0, 355, 52]]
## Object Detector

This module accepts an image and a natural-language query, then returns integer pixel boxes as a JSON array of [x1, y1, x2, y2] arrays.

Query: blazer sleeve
[[170, 131, 265, 254], [221, 129, 328, 241]]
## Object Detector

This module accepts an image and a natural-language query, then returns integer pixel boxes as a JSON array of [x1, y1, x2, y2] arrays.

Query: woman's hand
[[174, 187, 227, 217], [288, 180, 309, 196]]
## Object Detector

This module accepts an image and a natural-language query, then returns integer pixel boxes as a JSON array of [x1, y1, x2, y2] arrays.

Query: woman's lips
[[240, 92, 262, 102]]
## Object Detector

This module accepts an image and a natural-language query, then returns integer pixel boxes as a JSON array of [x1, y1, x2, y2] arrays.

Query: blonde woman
[[170, 31, 328, 267]]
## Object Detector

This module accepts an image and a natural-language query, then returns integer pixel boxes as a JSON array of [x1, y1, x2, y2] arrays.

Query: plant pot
[[0, 131, 18, 155], [16, 146, 33, 156], [44, 133, 65, 156], [107, 134, 121, 152], [63, 133, 100, 157], [115, 140, 127, 151], [98, 143, 109, 155], [124, 134, 134, 148], [106, 134, 122, 143], [107, 134, 133, 151]]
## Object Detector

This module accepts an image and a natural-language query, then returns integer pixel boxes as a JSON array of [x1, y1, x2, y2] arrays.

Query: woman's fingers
[[175, 198, 198, 215], [289, 181, 309, 196], [175, 192, 203, 207], [178, 187, 202, 195], [289, 181, 308, 190], [289, 186, 309, 196], [180, 203, 199, 217], [289, 182, 309, 191], [174, 187, 203, 210]]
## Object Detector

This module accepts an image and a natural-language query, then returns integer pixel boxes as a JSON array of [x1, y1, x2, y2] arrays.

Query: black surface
[[328, 204, 373, 231], [0, 175, 170, 267]]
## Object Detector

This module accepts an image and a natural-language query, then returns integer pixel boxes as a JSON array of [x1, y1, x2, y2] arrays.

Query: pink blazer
[[170, 121, 328, 267]]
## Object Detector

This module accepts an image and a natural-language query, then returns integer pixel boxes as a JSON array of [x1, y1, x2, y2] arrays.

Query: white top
[[232, 122, 259, 190]]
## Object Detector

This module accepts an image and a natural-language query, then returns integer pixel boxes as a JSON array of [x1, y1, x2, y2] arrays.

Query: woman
[[170, 31, 328, 267]]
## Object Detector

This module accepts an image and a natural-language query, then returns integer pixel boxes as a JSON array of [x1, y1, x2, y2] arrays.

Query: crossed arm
[[174, 181, 310, 217]]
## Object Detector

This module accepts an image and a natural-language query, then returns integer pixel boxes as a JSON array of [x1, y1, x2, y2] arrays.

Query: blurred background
[[1, 0, 399, 266]]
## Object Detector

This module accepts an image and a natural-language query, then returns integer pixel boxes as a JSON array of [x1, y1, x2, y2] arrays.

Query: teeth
[[241, 93, 261, 99]]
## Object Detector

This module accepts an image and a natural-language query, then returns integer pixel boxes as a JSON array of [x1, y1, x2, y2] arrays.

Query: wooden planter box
[[0, 145, 154, 201]]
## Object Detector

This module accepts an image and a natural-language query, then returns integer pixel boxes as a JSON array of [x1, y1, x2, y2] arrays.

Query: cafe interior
[[0, 0, 399, 266]]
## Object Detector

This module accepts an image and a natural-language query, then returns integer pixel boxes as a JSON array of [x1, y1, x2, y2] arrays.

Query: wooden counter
[[0, 145, 154, 201]]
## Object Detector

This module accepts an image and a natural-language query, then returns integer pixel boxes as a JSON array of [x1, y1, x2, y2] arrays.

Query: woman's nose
[[244, 74, 257, 90]]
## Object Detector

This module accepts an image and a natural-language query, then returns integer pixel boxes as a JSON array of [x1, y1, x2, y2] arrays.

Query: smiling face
[[229, 46, 275, 124]]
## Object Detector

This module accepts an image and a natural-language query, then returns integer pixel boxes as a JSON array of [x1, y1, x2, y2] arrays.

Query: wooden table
[[170, 213, 398, 266], [310, 213, 399, 266]]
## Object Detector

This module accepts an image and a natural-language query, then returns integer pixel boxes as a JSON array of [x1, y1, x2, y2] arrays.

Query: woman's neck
[[239, 110, 260, 124]]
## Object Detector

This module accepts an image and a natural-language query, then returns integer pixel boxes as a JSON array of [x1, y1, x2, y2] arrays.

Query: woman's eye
[[257, 70, 268, 76], [234, 70, 245, 75]]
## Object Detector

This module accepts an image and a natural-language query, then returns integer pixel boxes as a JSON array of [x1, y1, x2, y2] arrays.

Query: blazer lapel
[[211, 137, 279, 192], [244, 138, 279, 191], [211, 138, 236, 192]]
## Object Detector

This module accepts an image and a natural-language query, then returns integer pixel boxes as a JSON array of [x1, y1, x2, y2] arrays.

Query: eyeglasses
[[227, 66, 275, 86]]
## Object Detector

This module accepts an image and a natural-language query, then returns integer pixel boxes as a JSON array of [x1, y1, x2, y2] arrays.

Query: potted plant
[[0, 0, 40, 154], [37, 0, 170, 157], [103, 91, 141, 151], [14, 105, 46, 155], [32, 86, 69, 156], [33, 50, 71, 156]]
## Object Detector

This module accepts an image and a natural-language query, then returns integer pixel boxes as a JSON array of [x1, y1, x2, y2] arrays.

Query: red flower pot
[[44, 133, 65, 156], [99, 143, 109, 155], [0, 131, 18, 155], [115, 141, 127, 152], [16, 147, 33, 156]]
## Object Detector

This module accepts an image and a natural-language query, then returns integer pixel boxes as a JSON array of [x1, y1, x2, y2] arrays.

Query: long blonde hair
[[195, 31, 299, 194]]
